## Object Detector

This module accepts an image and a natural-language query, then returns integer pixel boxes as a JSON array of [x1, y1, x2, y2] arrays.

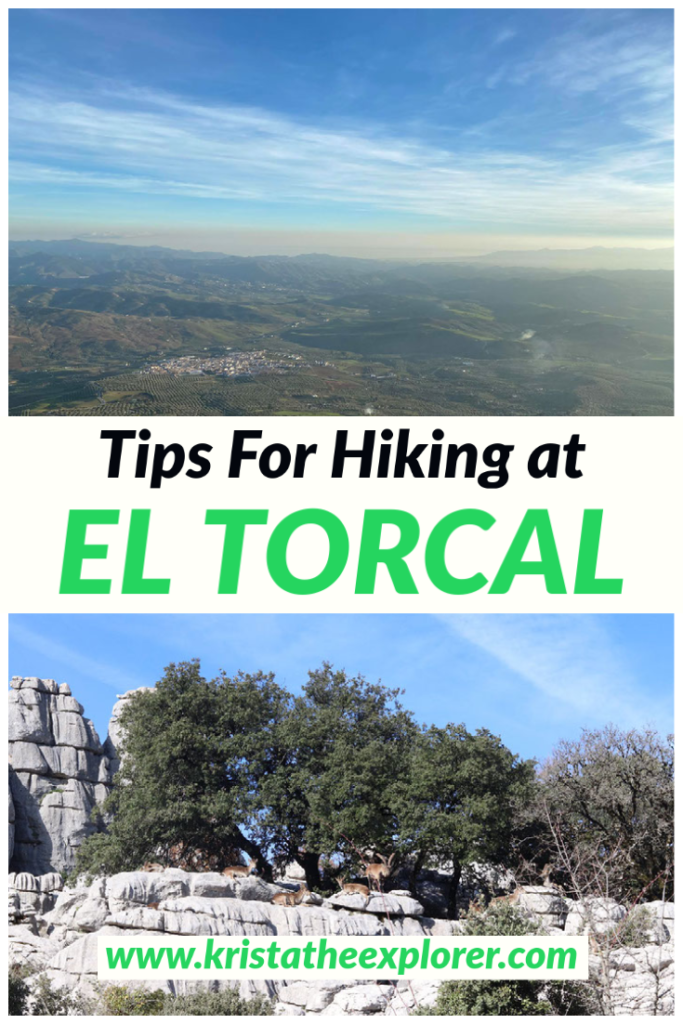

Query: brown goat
[[271, 884, 309, 907], [362, 853, 395, 891], [141, 862, 164, 873], [222, 857, 259, 879], [490, 887, 524, 908], [336, 873, 370, 897]]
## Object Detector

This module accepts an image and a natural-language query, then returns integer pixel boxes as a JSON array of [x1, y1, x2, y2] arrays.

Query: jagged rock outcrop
[[516, 885, 569, 929], [8, 677, 114, 876], [565, 895, 627, 936], [9, 868, 455, 1015], [8, 868, 674, 1016], [103, 687, 154, 775], [9, 871, 64, 923], [598, 943, 674, 1016]]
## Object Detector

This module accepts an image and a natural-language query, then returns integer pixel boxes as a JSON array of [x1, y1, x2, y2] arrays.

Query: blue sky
[[8, 614, 672, 763], [9, 9, 673, 256]]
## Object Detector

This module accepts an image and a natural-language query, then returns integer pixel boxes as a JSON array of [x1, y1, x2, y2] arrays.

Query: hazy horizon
[[8, 231, 674, 265], [9, 9, 673, 257]]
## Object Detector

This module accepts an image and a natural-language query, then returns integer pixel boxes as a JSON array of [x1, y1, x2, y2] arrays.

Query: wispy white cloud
[[9, 621, 144, 694], [509, 20, 672, 106], [8, 78, 672, 234], [437, 615, 670, 733], [493, 28, 516, 47]]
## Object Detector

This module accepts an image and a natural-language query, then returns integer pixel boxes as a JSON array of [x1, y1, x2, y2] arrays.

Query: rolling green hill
[[9, 240, 673, 416]]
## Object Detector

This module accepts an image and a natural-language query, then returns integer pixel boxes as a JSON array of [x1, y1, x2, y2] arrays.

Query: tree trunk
[[409, 850, 426, 896], [300, 851, 321, 891], [447, 861, 462, 919], [233, 829, 272, 881]]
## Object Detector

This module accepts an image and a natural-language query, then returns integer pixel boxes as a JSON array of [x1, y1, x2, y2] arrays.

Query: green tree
[[394, 724, 535, 917], [77, 660, 292, 878], [76, 661, 418, 889], [536, 726, 674, 899], [257, 663, 419, 888]]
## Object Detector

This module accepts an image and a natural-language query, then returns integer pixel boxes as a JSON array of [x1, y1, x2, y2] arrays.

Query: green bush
[[163, 987, 274, 1015], [97, 984, 273, 1016], [26, 974, 93, 1016], [460, 899, 543, 938], [414, 902, 590, 1016], [415, 980, 554, 1016], [100, 985, 166, 1015], [9, 969, 30, 1015]]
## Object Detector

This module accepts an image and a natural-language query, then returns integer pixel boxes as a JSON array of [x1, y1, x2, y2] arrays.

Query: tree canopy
[[518, 726, 674, 900], [393, 724, 535, 915], [76, 662, 666, 916], [77, 661, 291, 878]]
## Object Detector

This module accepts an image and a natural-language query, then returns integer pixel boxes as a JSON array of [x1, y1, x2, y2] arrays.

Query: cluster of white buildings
[[144, 350, 305, 378]]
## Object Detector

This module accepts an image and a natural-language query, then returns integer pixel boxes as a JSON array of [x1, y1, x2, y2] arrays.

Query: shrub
[[100, 985, 166, 1015], [460, 899, 543, 937], [416, 981, 554, 1016], [12, 973, 94, 1016], [9, 968, 30, 1015], [97, 984, 274, 1016], [163, 987, 274, 1015], [608, 906, 653, 948], [414, 901, 590, 1016]]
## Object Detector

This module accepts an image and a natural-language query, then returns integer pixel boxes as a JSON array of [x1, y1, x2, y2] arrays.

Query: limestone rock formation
[[8, 867, 674, 1016], [565, 896, 628, 936], [325, 890, 425, 917], [8, 677, 114, 875], [9, 867, 456, 1014], [9, 871, 64, 924], [517, 885, 568, 929], [594, 943, 674, 1016], [104, 687, 154, 774]]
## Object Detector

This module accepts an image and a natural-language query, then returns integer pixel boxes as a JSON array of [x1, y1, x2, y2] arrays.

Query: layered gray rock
[[9, 677, 114, 875], [597, 943, 674, 1016], [8, 867, 674, 1016], [516, 885, 569, 929], [104, 687, 154, 775], [8, 870, 64, 923], [324, 890, 425, 918], [10, 868, 456, 1013], [565, 895, 627, 936]]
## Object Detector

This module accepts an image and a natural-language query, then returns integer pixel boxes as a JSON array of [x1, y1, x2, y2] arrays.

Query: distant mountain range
[[469, 246, 673, 271], [9, 235, 673, 418], [8, 239, 674, 272]]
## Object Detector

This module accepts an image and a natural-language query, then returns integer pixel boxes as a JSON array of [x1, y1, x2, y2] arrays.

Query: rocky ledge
[[8, 866, 675, 1016], [10, 867, 455, 1015]]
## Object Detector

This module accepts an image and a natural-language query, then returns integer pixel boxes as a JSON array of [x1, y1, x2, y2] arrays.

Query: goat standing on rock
[[362, 853, 395, 891], [222, 857, 259, 879]]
